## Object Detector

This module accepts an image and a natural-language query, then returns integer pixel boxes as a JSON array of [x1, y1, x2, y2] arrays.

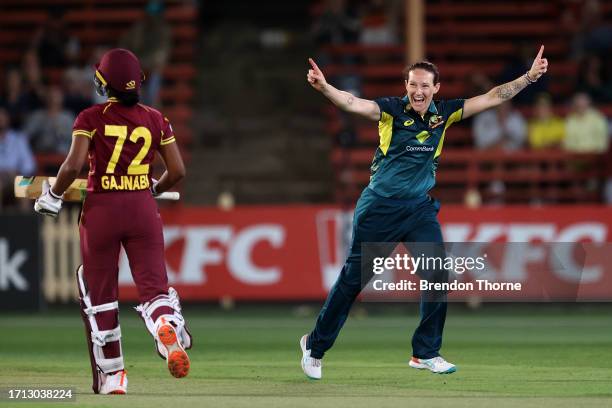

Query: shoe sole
[[409, 360, 457, 374], [300, 335, 321, 380], [158, 324, 190, 378]]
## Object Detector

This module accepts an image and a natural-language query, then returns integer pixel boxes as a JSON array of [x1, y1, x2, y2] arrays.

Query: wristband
[[524, 71, 537, 84], [49, 189, 63, 200]]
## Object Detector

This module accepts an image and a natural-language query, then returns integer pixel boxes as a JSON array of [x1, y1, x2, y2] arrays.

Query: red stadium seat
[[0, 0, 198, 165]]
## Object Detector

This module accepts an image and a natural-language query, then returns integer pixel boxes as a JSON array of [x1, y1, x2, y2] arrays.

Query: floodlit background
[[0, 1, 611, 406]]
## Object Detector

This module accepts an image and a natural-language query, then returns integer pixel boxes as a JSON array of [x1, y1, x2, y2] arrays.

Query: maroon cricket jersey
[[72, 97, 176, 193]]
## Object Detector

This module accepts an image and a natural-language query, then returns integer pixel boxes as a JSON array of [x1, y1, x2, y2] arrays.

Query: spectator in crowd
[[473, 101, 527, 150], [23, 86, 74, 154], [0, 67, 43, 129], [21, 51, 47, 109], [62, 67, 92, 116], [311, 0, 362, 94], [528, 93, 565, 150], [576, 54, 612, 103], [0, 106, 36, 210], [311, 0, 363, 156], [120, 0, 171, 107], [564, 0, 612, 60], [473, 96, 528, 204], [312, 0, 361, 47], [30, 9, 80, 69], [563, 92, 609, 153], [467, 71, 494, 96], [359, 0, 400, 46]]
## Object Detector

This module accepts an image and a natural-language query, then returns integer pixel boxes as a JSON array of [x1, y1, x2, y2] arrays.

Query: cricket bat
[[14, 176, 180, 202]]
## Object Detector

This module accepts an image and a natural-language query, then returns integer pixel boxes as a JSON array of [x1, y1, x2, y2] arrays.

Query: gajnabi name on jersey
[[101, 174, 150, 191]]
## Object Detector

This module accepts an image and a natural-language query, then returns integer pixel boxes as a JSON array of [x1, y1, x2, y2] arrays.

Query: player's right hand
[[151, 177, 161, 197], [34, 180, 63, 218], [307, 58, 327, 92]]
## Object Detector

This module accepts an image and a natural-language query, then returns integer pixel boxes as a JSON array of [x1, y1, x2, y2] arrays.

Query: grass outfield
[[0, 306, 611, 408]]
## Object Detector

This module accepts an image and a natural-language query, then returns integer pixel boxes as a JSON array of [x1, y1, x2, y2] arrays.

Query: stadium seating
[[331, 148, 605, 204], [315, 0, 611, 204]]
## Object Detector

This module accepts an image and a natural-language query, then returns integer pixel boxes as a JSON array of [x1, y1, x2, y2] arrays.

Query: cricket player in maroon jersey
[[34, 48, 192, 394]]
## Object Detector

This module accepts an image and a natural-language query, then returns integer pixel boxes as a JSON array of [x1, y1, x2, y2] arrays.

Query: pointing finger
[[308, 58, 322, 74], [536, 44, 544, 60]]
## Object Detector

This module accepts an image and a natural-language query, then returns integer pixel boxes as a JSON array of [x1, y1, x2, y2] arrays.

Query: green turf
[[1, 306, 611, 408]]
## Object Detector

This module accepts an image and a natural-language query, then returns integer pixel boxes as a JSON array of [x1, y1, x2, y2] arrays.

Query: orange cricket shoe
[[157, 323, 190, 378]]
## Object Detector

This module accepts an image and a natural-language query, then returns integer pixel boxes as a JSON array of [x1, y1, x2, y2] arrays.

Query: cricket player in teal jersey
[[300, 46, 548, 378]]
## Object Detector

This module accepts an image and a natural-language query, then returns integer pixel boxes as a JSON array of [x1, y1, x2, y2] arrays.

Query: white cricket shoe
[[409, 356, 457, 374], [300, 334, 322, 380], [99, 370, 128, 394]]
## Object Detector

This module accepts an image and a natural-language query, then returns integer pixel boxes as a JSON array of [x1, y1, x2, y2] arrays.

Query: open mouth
[[412, 95, 425, 105]]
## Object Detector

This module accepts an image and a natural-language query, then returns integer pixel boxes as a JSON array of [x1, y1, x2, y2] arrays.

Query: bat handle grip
[[155, 191, 180, 201]]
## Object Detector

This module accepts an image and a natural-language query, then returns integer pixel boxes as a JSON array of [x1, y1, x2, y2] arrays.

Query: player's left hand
[[307, 58, 328, 92], [528, 45, 548, 81], [34, 180, 63, 218]]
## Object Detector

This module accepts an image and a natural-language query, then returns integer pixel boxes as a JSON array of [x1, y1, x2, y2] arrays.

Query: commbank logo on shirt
[[406, 145, 435, 152]]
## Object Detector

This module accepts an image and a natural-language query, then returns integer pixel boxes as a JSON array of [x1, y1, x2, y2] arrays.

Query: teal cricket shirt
[[368, 96, 465, 199]]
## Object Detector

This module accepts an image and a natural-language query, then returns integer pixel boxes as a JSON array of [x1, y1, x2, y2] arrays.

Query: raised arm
[[463, 45, 548, 119], [307, 58, 381, 122]]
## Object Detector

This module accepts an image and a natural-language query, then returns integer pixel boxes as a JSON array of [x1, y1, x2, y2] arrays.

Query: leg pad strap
[[77, 266, 124, 374]]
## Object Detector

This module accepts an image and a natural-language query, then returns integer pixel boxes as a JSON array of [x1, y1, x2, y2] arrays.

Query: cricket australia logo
[[429, 114, 445, 129]]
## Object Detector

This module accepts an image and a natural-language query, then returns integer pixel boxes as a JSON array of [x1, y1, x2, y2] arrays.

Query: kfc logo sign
[[441, 221, 608, 285], [119, 224, 286, 286], [443, 222, 607, 243], [115, 205, 612, 302]]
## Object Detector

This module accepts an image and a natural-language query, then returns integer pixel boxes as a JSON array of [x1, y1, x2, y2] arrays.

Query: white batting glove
[[34, 180, 63, 218]]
